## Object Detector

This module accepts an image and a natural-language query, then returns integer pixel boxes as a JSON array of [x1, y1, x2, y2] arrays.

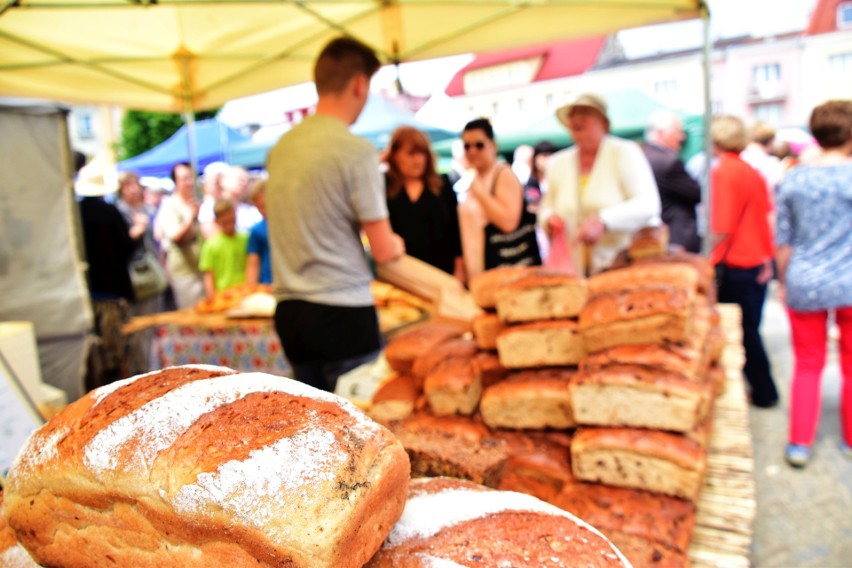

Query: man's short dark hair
[[314, 36, 381, 96]]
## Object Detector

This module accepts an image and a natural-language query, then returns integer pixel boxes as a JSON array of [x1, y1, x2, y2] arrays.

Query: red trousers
[[786, 306, 852, 446]]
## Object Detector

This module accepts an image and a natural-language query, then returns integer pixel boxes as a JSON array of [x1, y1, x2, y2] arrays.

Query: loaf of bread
[[0, 493, 39, 568], [468, 266, 535, 309], [634, 252, 715, 298], [389, 413, 508, 487], [571, 366, 713, 433], [3, 365, 410, 568], [368, 373, 421, 424], [497, 319, 585, 368], [384, 322, 467, 374], [598, 531, 690, 568], [480, 368, 576, 430], [494, 272, 588, 323], [423, 356, 482, 416], [580, 343, 707, 382], [471, 311, 505, 350], [495, 430, 575, 503], [579, 286, 694, 353], [571, 427, 707, 502], [628, 225, 670, 260], [589, 263, 700, 297], [553, 482, 696, 555], [410, 337, 478, 383], [367, 477, 631, 567]]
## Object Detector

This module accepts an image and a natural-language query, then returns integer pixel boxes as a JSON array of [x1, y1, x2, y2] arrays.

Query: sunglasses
[[463, 141, 486, 151]]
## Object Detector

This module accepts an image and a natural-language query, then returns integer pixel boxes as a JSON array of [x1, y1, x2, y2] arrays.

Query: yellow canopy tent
[[1, 0, 705, 113]]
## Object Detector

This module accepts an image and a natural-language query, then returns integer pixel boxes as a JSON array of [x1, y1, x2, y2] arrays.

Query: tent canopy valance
[[1, 0, 705, 113]]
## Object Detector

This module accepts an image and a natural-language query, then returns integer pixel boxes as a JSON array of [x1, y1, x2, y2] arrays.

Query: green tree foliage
[[117, 109, 219, 160]]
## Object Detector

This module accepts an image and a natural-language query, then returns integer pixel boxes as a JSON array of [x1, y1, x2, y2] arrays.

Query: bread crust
[[468, 266, 535, 309], [571, 427, 706, 502], [367, 477, 631, 567], [480, 369, 576, 429], [384, 322, 467, 374], [494, 273, 588, 323], [497, 319, 585, 368], [3, 366, 410, 568], [589, 264, 700, 296]]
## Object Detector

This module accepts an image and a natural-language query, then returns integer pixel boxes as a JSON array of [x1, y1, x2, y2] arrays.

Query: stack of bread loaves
[[369, 246, 725, 568], [3, 364, 640, 567]]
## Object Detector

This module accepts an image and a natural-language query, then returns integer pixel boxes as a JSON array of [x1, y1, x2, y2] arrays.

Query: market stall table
[[123, 310, 290, 375]]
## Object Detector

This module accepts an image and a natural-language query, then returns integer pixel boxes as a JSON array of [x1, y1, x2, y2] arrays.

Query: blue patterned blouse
[[776, 163, 852, 311]]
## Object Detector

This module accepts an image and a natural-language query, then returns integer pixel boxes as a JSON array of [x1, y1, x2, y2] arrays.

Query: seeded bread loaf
[[494, 272, 588, 323], [367, 477, 631, 568], [570, 366, 713, 433], [579, 286, 694, 353], [495, 431, 575, 503], [553, 482, 696, 555], [571, 427, 707, 502], [497, 319, 585, 368], [2, 365, 410, 568], [589, 263, 700, 297], [580, 343, 707, 382], [480, 368, 576, 430]]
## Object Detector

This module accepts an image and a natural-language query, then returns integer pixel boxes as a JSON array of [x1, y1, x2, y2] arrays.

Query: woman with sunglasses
[[384, 126, 464, 281], [458, 118, 541, 281]]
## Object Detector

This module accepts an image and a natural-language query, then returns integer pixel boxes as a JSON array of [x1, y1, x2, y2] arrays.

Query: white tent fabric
[[0, 0, 704, 113], [0, 105, 90, 401]]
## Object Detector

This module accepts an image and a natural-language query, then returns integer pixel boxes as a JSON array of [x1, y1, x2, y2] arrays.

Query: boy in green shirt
[[199, 199, 249, 299]]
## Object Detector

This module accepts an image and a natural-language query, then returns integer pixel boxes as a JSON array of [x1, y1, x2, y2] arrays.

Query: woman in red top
[[710, 115, 779, 408]]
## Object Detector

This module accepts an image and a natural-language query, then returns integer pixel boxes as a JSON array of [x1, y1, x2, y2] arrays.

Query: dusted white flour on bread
[[1, 546, 40, 568], [170, 425, 345, 537], [386, 488, 607, 547], [84, 372, 381, 474]]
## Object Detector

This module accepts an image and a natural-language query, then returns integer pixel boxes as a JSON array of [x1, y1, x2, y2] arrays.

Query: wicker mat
[[688, 303, 755, 568]]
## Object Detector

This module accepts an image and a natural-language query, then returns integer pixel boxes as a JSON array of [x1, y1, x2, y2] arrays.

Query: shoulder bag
[[483, 166, 542, 270]]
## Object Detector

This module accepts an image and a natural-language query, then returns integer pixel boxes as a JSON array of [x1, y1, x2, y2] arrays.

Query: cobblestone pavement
[[748, 283, 852, 567]]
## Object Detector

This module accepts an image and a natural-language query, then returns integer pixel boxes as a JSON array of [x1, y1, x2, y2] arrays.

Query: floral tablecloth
[[152, 319, 290, 375]]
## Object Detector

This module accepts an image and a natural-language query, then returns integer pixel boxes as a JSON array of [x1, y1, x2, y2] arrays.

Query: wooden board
[[688, 304, 755, 568]]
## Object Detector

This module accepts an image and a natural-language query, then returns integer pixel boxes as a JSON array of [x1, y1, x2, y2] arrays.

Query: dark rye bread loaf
[[367, 477, 632, 567], [3, 365, 410, 568]]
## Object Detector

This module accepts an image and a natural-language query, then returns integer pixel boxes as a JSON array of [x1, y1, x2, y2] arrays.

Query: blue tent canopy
[[229, 95, 459, 170], [118, 119, 249, 178]]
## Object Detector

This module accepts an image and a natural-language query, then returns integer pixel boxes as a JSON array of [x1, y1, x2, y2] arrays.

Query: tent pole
[[700, 1, 713, 257]]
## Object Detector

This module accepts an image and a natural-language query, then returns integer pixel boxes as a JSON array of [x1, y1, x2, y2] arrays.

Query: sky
[[218, 0, 818, 127]]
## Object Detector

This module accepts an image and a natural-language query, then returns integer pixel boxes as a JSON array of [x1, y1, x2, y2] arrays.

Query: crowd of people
[[73, 35, 851, 470]]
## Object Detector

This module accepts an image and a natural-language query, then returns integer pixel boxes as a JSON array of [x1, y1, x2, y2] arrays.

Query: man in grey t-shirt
[[266, 36, 405, 392]]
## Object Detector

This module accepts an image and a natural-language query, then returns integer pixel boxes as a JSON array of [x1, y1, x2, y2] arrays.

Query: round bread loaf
[[3, 365, 410, 568], [367, 477, 631, 567]]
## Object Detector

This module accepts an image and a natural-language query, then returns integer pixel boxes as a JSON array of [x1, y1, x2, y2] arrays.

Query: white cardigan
[[540, 135, 661, 274]]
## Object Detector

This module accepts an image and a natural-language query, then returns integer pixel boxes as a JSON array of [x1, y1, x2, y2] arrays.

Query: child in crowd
[[246, 179, 272, 285], [199, 199, 248, 299]]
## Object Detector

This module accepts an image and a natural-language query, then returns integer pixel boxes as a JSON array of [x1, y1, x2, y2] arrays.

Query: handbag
[[483, 166, 542, 270], [128, 250, 169, 301]]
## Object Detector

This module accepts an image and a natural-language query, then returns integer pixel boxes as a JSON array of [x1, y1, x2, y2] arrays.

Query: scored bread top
[[5, 365, 410, 567], [371, 477, 630, 567], [579, 286, 693, 328]]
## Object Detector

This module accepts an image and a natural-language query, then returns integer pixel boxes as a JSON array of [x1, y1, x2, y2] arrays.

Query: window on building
[[752, 63, 781, 84], [75, 112, 94, 140], [829, 51, 852, 73], [753, 103, 783, 126], [654, 79, 678, 95], [838, 2, 852, 29]]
